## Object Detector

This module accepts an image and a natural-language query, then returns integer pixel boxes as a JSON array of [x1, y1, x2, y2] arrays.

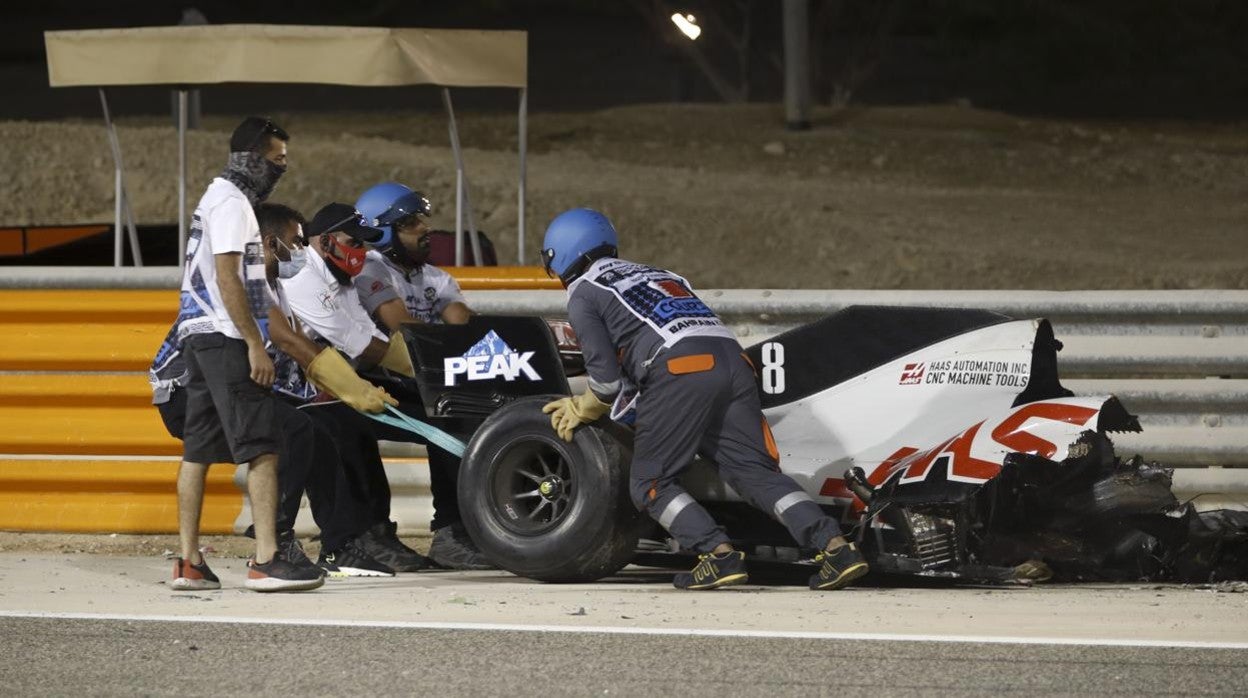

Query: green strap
[[363, 405, 467, 458]]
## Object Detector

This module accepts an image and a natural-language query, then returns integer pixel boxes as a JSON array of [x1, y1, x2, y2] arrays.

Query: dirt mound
[[1, 104, 1245, 289]]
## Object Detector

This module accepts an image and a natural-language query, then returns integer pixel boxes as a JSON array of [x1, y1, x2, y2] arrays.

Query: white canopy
[[44, 25, 529, 268], [46, 25, 527, 88]]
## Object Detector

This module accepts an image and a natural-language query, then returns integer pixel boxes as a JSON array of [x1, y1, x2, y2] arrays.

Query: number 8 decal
[[761, 342, 785, 394]]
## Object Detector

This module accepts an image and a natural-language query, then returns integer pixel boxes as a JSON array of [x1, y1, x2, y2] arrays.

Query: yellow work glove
[[306, 347, 399, 414], [542, 389, 611, 442], [378, 332, 416, 378]]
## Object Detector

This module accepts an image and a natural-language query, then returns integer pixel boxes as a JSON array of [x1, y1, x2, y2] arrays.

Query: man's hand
[[542, 390, 611, 441], [343, 383, 399, 414], [247, 342, 276, 387]]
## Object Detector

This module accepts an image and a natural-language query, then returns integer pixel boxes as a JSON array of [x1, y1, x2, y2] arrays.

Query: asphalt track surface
[[2, 553, 1247, 696]]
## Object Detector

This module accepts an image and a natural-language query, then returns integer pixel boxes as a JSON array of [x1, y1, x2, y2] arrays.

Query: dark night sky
[[4, 0, 1248, 121]]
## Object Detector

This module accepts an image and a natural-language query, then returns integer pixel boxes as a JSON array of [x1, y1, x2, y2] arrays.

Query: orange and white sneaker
[[171, 557, 221, 591]]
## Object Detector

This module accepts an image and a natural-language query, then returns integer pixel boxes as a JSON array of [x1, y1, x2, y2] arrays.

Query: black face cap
[[230, 116, 289, 153], [305, 203, 384, 244]]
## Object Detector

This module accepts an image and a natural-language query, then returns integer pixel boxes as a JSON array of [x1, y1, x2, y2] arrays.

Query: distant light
[[670, 13, 702, 40]]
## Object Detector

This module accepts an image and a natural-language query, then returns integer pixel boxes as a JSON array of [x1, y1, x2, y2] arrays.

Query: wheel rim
[[488, 437, 577, 535]]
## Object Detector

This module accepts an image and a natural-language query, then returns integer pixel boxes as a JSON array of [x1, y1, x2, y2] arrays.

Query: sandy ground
[[1, 104, 1245, 289]]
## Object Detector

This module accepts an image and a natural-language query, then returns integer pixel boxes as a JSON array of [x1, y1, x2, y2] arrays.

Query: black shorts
[[156, 389, 187, 440], [181, 332, 280, 465]]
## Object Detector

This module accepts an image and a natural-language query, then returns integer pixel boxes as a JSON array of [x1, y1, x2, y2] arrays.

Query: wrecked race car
[[395, 307, 1248, 584]]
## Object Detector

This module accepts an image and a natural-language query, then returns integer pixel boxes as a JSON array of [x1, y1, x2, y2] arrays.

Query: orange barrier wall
[[0, 460, 240, 534], [0, 270, 553, 533]]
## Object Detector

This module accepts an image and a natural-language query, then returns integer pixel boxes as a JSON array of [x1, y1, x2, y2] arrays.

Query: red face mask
[[326, 235, 367, 277]]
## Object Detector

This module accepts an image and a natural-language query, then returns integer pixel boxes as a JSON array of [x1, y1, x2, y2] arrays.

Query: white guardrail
[[6, 269, 1246, 515]]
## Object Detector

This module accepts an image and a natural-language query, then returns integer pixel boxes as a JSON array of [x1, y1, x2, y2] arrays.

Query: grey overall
[[631, 336, 842, 553], [566, 257, 842, 554]]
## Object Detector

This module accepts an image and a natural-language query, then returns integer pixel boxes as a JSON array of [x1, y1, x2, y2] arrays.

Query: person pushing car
[[540, 208, 869, 591]]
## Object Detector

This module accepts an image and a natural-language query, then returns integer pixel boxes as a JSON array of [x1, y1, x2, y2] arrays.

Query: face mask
[[222, 151, 286, 205], [254, 159, 287, 203], [276, 242, 307, 279], [325, 235, 367, 277]]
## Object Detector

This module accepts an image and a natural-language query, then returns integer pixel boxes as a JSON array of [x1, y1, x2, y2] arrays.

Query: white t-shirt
[[279, 247, 387, 360], [355, 250, 466, 324], [175, 178, 268, 341]]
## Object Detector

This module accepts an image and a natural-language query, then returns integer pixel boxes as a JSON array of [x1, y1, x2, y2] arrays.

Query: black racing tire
[[457, 395, 645, 582]]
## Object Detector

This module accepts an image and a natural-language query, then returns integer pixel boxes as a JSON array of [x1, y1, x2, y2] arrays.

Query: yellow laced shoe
[[809, 543, 869, 590], [673, 550, 749, 590]]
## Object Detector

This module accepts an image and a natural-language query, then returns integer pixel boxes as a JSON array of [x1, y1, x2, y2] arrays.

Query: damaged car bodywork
[[397, 307, 1248, 584]]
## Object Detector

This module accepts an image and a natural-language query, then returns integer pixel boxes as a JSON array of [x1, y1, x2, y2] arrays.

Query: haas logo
[[443, 330, 540, 386], [899, 362, 926, 385]]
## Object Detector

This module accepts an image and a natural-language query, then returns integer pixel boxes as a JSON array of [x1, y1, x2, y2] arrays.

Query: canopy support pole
[[441, 88, 484, 267], [518, 88, 528, 265], [177, 89, 188, 264], [98, 89, 142, 267]]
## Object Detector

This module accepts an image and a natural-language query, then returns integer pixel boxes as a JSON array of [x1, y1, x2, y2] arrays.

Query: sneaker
[[318, 537, 396, 578], [245, 550, 326, 592], [673, 550, 749, 590], [808, 543, 869, 591], [428, 523, 496, 571], [317, 554, 346, 579], [278, 530, 314, 569], [171, 557, 221, 591], [358, 521, 437, 573]]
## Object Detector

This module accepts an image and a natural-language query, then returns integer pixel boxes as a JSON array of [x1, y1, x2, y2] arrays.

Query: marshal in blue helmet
[[350, 183, 484, 568], [355, 182, 432, 258], [540, 206, 868, 592], [540, 208, 619, 285], [353, 182, 472, 326]]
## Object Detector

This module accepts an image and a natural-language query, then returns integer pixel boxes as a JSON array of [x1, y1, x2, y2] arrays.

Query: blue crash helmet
[[541, 208, 619, 284], [355, 182, 432, 251]]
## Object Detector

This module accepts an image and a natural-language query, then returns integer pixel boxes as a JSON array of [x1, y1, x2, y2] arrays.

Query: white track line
[[1, 611, 1245, 650]]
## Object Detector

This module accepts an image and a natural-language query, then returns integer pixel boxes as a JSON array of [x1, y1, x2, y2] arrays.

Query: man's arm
[[440, 301, 473, 325], [435, 271, 472, 325], [543, 290, 616, 441], [216, 252, 274, 386], [373, 298, 416, 334], [269, 306, 396, 414], [355, 337, 388, 368], [358, 300, 415, 374], [567, 291, 622, 403], [265, 306, 320, 369]]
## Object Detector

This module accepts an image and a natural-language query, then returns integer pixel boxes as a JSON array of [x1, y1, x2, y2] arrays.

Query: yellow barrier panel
[[0, 322, 167, 371], [1, 405, 181, 456], [0, 374, 152, 408], [0, 460, 240, 534], [0, 290, 177, 324]]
